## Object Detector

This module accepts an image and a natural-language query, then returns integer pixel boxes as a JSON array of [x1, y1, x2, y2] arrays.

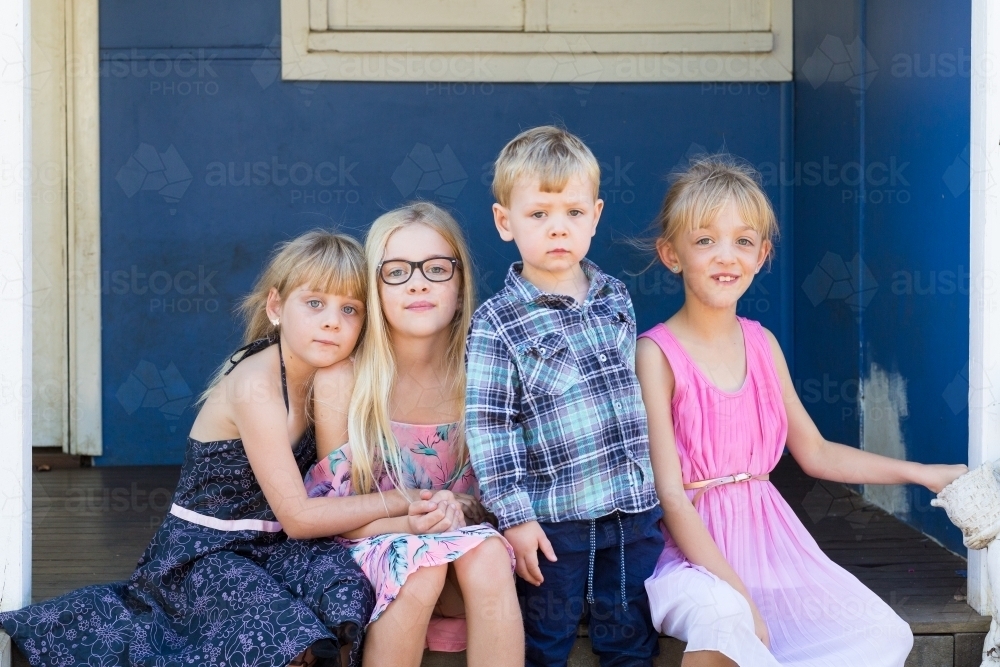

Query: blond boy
[[465, 126, 663, 666]]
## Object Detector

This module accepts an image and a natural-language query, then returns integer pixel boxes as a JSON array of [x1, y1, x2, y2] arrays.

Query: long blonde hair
[[348, 202, 476, 495], [199, 230, 367, 405]]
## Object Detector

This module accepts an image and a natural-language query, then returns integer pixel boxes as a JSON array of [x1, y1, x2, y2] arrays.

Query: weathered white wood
[[31, 0, 68, 450], [284, 0, 791, 82], [969, 0, 1000, 616], [0, 0, 33, 613], [291, 50, 790, 82], [730, 0, 770, 32], [327, 0, 347, 28], [523, 0, 546, 32], [345, 0, 523, 30], [309, 30, 774, 54], [309, 0, 327, 32], [65, 0, 101, 456], [547, 0, 734, 32]]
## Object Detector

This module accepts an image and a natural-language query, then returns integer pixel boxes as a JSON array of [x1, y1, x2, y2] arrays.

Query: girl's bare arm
[[229, 367, 447, 540], [764, 329, 966, 493]]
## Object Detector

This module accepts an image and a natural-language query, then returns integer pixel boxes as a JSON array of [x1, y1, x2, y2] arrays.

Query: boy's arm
[[464, 314, 536, 531], [466, 315, 556, 585]]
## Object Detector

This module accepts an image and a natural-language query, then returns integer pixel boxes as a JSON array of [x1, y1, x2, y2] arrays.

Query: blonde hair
[[199, 230, 367, 405], [492, 125, 601, 208], [349, 202, 476, 495], [654, 154, 778, 263]]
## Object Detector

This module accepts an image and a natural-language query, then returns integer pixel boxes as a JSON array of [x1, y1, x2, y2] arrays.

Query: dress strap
[[224, 334, 290, 413], [277, 338, 289, 413]]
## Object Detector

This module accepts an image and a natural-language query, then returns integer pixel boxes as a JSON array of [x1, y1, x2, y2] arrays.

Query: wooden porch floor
[[15, 451, 992, 666]]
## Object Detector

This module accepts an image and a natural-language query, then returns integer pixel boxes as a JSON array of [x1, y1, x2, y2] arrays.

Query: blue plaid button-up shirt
[[465, 259, 658, 531]]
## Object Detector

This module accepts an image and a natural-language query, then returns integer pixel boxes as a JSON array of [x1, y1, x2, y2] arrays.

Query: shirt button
[[599, 354, 607, 362], [539, 348, 546, 355], [614, 401, 623, 410]]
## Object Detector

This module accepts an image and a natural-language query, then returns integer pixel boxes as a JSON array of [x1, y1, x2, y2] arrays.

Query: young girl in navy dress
[[635, 157, 968, 666], [304, 202, 523, 667], [0, 230, 461, 667]]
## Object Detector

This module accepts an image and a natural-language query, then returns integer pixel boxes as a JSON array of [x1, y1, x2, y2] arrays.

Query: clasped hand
[[406, 489, 486, 534]]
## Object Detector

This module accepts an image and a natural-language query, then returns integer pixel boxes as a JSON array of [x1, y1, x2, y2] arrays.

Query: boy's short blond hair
[[492, 126, 601, 207]]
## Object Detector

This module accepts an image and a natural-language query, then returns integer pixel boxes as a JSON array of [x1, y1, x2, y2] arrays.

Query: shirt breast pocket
[[517, 332, 581, 397]]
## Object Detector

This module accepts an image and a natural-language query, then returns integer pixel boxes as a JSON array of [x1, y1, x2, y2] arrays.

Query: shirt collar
[[504, 258, 609, 308]]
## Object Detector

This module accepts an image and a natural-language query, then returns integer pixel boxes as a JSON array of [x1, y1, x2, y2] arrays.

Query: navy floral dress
[[0, 338, 374, 667]]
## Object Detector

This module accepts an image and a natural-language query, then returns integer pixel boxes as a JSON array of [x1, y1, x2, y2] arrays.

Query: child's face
[[659, 200, 770, 310], [493, 173, 603, 279], [378, 223, 461, 340], [267, 286, 365, 368]]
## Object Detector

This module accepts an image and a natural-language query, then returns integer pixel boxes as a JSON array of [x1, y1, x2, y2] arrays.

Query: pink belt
[[684, 472, 770, 504], [170, 503, 283, 533]]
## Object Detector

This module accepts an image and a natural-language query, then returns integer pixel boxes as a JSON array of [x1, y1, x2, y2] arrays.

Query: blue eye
[[342, 305, 357, 315], [531, 211, 545, 218], [307, 299, 322, 308]]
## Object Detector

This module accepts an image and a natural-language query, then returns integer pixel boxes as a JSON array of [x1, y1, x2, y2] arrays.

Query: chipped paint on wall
[[860, 364, 910, 517]]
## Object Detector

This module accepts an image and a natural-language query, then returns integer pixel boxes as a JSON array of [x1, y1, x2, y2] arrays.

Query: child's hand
[[922, 463, 969, 493], [503, 520, 557, 586], [419, 490, 466, 531], [407, 494, 461, 534], [453, 493, 488, 525]]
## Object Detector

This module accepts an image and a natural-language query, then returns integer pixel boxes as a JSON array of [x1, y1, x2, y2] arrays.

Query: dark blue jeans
[[517, 506, 665, 667]]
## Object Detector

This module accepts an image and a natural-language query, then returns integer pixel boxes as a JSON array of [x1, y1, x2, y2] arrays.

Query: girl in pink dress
[[636, 156, 967, 667], [303, 202, 522, 667]]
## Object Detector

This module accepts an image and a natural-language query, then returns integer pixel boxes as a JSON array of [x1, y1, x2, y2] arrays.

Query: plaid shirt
[[465, 259, 658, 531]]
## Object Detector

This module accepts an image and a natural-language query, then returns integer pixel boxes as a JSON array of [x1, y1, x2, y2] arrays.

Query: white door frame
[[65, 0, 101, 457], [0, 0, 34, 614], [967, 0, 1000, 615], [30, 0, 101, 456]]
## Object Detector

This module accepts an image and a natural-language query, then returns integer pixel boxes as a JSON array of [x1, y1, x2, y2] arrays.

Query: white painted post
[[0, 0, 32, 641], [968, 0, 1000, 616]]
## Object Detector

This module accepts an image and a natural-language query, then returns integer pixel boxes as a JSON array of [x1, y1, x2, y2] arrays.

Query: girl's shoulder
[[189, 345, 284, 441]]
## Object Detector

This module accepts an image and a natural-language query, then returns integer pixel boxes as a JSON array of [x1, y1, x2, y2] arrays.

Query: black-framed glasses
[[377, 257, 460, 285]]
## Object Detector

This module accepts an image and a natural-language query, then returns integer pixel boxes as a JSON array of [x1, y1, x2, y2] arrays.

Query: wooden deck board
[[26, 455, 990, 635]]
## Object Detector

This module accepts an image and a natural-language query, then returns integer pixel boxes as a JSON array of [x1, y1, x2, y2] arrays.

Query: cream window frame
[[281, 0, 792, 82]]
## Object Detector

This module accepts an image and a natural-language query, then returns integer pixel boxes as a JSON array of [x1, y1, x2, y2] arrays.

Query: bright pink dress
[[641, 318, 913, 666], [303, 421, 514, 652]]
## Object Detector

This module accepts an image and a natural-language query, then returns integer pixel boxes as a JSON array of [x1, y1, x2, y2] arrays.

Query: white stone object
[[931, 463, 1000, 665]]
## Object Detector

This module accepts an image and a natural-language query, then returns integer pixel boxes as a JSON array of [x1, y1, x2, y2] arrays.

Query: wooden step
[[1, 630, 11, 667], [418, 633, 987, 667]]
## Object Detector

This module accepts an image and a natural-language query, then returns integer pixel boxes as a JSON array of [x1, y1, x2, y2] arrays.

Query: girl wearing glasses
[[304, 202, 523, 667]]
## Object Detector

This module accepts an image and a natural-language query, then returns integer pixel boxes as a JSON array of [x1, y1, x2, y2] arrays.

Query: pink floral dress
[[303, 421, 514, 652]]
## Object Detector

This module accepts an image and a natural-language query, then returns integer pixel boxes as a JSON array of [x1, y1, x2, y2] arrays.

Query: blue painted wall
[[98, 1, 793, 466], [97, 0, 968, 554], [794, 0, 970, 551]]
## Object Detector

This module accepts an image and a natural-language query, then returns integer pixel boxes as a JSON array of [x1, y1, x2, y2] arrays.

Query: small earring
[[271, 318, 279, 327], [672, 265, 680, 273]]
